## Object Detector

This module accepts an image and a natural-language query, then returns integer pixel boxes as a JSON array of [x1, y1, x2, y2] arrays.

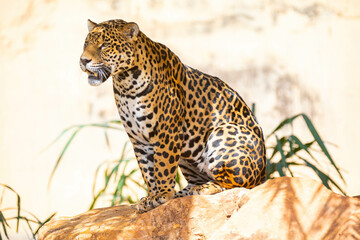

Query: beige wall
[[1, 0, 360, 237]]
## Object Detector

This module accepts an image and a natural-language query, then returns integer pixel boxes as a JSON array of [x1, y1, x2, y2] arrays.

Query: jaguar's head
[[80, 19, 140, 86]]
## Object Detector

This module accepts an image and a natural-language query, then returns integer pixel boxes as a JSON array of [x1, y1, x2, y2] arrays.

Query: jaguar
[[80, 19, 266, 212]]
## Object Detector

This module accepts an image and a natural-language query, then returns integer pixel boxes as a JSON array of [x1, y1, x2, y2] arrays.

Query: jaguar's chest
[[112, 69, 158, 140], [115, 94, 155, 143]]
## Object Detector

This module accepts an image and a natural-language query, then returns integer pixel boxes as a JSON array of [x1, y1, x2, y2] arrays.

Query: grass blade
[[297, 155, 346, 195], [22, 217, 34, 239], [15, 194, 20, 232], [126, 168, 139, 178], [267, 114, 301, 139], [267, 136, 287, 161], [112, 175, 126, 205], [265, 159, 276, 179], [275, 136, 287, 176], [301, 114, 345, 183], [289, 136, 318, 163], [33, 212, 56, 236], [40, 125, 78, 154], [104, 127, 111, 150], [48, 126, 84, 189], [92, 163, 120, 207], [0, 211, 9, 239], [42, 120, 123, 154], [119, 142, 131, 165], [251, 103, 256, 116], [175, 169, 183, 190], [0, 185, 55, 239], [89, 190, 105, 210], [128, 178, 146, 190], [285, 138, 295, 177], [0, 184, 21, 233], [91, 160, 109, 200]]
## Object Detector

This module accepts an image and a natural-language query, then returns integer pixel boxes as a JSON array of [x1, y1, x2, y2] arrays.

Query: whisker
[[98, 69, 104, 79], [93, 65, 111, 80], [101, 69, 107, 79]]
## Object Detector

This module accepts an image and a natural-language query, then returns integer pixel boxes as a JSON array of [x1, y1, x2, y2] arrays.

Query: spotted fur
[[80, 19, 266, 212]]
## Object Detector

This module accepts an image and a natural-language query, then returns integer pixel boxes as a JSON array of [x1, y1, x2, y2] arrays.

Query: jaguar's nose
[[80, 57, 91, 67]]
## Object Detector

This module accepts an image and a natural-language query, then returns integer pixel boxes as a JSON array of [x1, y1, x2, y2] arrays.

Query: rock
[[38, 177, 360, 240]]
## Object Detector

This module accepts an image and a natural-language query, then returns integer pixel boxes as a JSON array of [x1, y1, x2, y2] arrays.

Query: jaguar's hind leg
[[203, 123, 266, 189]]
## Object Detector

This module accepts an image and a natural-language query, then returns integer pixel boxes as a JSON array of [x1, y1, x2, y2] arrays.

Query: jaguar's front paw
[[136, 193, 173, 213]]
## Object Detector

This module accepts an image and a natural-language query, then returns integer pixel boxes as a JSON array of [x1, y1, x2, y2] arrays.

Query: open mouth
[[86, 67, 111, 86]]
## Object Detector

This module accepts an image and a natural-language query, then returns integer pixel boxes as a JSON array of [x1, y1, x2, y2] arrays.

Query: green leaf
[[0, 185, 56, 239], [127, 168, 139, 176], [89, 189, 105, 210], [297, 155, 346, 195], [265, 113, 346, 195], [112, 175, 126, 205], [265, 159, 276, 179], [267, 136, 287, 161], [117, 142, 131, 171], [301, 114, 345, 183], [44, 120, 124, 169], [34, 212, 56, 236], [48, 126, 84, 189], [0, 211, 9, 239], [103, 121, 111, 150], [127, 196, 137, 204], [251, 103, 256, 116], [15, 193, 20, 232], [275, 136, 287, 176], [40, 125, 77, 154], [128, 178, 146, 190], [43, 121, 122, 153], [267, 114, 302, 139], [175, 169, 183, 190], [289, 136, 317, 163], [267, 145, 278, 162], [0, 184, 21, 233], [91, 160, 109, 200], [284, 138, 295, 177], [22, 216, 35, 238]]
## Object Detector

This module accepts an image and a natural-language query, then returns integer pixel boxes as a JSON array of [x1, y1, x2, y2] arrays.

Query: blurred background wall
[[1, 0, 360, 237]]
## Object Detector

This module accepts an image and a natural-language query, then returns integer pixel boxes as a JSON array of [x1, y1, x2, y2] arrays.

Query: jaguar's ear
[[87, 19, 98, 32], [123, 22, 139, 40]]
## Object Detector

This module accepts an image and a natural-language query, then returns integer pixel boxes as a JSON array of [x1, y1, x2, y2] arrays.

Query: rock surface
[[38, 177, 360, 240]]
